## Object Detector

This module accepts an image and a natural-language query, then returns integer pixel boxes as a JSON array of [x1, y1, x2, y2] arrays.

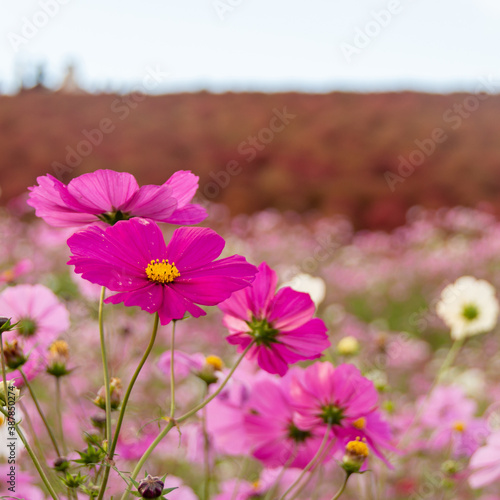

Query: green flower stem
[[263, 447, 298, 500], [0, 335, 8, 405], [55, 377, 67, 455], [121, 340, 256, 500], [19, 368, 61, 457], [279, 423, 332, 500], [330, 472, 351, 500], [170, 320, 177, 420], [97, 312, 160, 500], [98, 286, 113, 445], [202, 390, 210, 500], [398, 336, 466, 449], [0, 406, 60, 500]]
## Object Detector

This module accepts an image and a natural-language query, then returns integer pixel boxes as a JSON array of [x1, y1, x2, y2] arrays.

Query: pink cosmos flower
[[0, 284, 70, 384], [243, 370, 332, 469], [469, 432, 500, 489], [27, 169, 207, 227], [219, 262, 330, 376], [290, 362, 393, 464], [420, 385, 488, 457], [67, 218, 257, 325]]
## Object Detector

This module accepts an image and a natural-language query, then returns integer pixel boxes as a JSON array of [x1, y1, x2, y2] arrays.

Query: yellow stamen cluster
[[452, 421, 466, 433], [346, 437, 369, 458], [146, 259, 180, 284], [0, 415, 4, 426], [352, 417, 366, 430], [205, 355, 224, 371], [49, 340, 69, 357]]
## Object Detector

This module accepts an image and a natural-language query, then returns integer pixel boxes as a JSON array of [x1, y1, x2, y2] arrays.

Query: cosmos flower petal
[[269, 287, 316, 330], [163, 203, 208, 225], [67, 170, 139, 211], [120, 184, 178, 220], [164, 170, 200, 208], [27, 174, 98, 227], [166, 227, 225, 269]]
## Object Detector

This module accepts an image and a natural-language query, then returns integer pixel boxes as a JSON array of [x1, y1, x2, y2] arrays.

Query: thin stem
[[330, 473, 350, 500], [0, 335, 8, 405], [120, 420, 175, 500], [97, 312, 160, 500], [398, 336, 465, 448], [55, 377, 67, 455], [98, 286, 113, 445], [263, 446, 298, 500], [202, 390, 210, 500], [288, 439, 335, 500], [170, 320, 177, 420], [279, 424, 332, 500], [19, 368, 61, 456], [122, 341, 255, 500], [0, 406, 60, 500], [177, 340, 256, 425]]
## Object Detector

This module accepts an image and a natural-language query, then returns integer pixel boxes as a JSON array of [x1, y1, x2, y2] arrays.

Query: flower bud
[[138, 474, 165, 499], [342, 438, 369, 473], [336, 336, 360, 356], [90, 413, 107, 430], [53, 456, 70, 472], [94, 377, 122, 410], [3, 340, 27, 369], [441, 459, 462, 476], [47, 340, 71, 377], [198, 355, 224, 385], [0, 380, 19, 406], [0, 317, 17, 334]]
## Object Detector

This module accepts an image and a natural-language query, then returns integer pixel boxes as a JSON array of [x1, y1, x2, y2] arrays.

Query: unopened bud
[[3, 340, 27, 369], [94, 377, 122, 410], [138, 474, 164, 499], [0, 380, 20, 406], [53, 456, 70, 472], [90, 414, 107, 430]]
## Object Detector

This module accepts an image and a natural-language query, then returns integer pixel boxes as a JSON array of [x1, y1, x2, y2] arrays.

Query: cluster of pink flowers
[[1, 170, 500, 499]]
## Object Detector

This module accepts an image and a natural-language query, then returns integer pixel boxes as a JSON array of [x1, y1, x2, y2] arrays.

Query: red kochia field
[[2, 90, 500, 230], [1, 167, 500, 499]]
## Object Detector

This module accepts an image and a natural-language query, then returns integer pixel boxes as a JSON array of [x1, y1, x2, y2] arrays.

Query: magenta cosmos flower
[[28, 169, 207, 227], [290, 362, 394, 464], [67, 218, 257, 325], [243, 371, 333, 469], [218, 262, 330, 376]]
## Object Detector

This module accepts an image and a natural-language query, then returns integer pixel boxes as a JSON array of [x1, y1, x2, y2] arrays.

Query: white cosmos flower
[[281, 273, 326, 307], [436, 276, 499, 340]]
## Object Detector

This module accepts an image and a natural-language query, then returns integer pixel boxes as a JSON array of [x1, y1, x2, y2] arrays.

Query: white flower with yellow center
[[436, 276, 499, 340]]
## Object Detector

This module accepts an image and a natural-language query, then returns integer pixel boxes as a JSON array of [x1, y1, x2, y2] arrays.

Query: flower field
[[1, 170, 500, 499]]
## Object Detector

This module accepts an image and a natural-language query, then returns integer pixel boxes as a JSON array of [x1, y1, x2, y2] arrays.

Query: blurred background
[[1, 0, 500, 229]]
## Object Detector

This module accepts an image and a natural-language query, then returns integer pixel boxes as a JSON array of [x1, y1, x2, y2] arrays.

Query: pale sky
[[1, 0, 499, 94]]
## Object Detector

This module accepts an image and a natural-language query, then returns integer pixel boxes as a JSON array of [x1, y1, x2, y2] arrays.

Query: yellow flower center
[[0, 415, 4, 426], [346, 437, 369, 458], [452, 421, 466, 433], [353, 417, 366, 430], [205, 355, 224, 371], [146, 259, 180, 284]]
